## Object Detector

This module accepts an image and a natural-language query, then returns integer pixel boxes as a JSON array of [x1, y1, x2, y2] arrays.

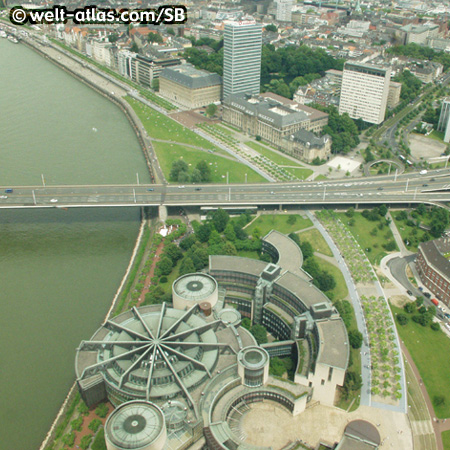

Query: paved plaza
[[240, 401, 413, 449]]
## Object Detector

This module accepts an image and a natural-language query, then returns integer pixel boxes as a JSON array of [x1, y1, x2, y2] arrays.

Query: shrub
[[71, 416, 83, 431], [159, 276, 168, 283], [89, 418, 103, 433], [430, 322, 440, 331], [80, 434, 94, 450], [396, 314, 409, 325], [95, 403, 109, 418]]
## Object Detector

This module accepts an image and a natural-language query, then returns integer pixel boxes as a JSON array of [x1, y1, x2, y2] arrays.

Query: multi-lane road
[[1, 169, 450, 209]]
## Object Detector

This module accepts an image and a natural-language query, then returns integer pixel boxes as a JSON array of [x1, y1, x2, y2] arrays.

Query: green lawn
[[126, 97, 220, 150], [152, 142, 267, 184], [245, 214, 313, 236], [298, 228, 332, 257], [428, 130, 445, 142], [443, 431, 450, 450], [238, 250, 261, 260], [391, 211, 429, 252], [285, 167, 314, 180], [392, 304, 450, 418], [337, 212, 398, 265], [316, 256, 348, 301]]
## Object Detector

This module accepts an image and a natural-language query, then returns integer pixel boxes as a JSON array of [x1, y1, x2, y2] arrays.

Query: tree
[[190, 168, 203, 183], [148, 33, 164, 44], [151, 78, 159, 91], [224, 222, 236, 241], [206, 103, 217, 117], [223, 241, 237, 255], [108, 33, 119, 43], [196, 160, 211, 182], [396, 314, 409, 325], [170, 159, 189, 181], [250, 324, 268, 344], [348, 330, 363, 349], [196, 223, 211, 242], [270, 357, 286, 376], [287, 215, 297, 225], [179, 256, 195, 276], [156, 256, 173, 276], [212, 208, 230, 232], [242, 317, 252, 330], [167, 28, 175, 36], [430, 322, 440, 331], [433, 395, 446, 407], [163, 243, 183, 263], [345, 207, 355, 218], [130, 41, 139, 53], [95, 403, 109, 418], [264, 24, 277, 32]]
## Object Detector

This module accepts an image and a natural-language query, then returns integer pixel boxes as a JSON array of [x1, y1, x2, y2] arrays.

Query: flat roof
[[209, 255, 268, 277], [275, 271, 330, 310], [263, 230, 306, 279], [160, 63, 222, 89], [316, 318, 349, 370]]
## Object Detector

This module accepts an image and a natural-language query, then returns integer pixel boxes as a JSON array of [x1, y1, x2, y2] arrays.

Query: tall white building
[[438, 98, 450, 143], [339, 62, 391, 125], [223, 19, 262, 99], [276, 0, 294, 22]]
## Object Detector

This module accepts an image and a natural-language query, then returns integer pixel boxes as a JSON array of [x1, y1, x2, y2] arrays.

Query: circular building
[[76, 304, 230, 407], [104, 400, 166, 450], [237, 346, 270, 387], [172, 273, 218, 311], [218, 308, 242, 328]]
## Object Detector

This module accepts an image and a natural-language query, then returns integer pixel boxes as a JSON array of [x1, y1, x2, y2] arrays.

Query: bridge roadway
[[2, 169, 450, 209]]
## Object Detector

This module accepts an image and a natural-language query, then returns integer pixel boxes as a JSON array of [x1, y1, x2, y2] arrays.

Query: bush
[[80, 434, 94, 450], [95, 403, 109, 418], [430, 322, 440, 331], [92, 428, 107, 450], [78, 401, 89, 416], [433, 395, 446, 407], [71, 416, 83, 431], [348, 330, 363, 349], [396, 314, 409, 325], [159, 276, 168, 283], [89, 418, 103, 433]]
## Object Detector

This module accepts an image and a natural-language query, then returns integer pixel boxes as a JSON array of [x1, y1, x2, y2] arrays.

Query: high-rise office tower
[[223, 19, 262, 99], [339, 62, 391, 125], [438, 98, 450, 143]]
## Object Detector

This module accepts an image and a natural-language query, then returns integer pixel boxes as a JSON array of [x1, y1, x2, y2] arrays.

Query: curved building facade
[[172, 273, 218, 310]]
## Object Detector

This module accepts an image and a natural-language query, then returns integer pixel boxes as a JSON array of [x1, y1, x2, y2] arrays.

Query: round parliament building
[[75, 230, 359, 450]]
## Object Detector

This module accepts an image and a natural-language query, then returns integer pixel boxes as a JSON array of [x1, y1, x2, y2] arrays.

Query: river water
[[0, 37, 151, 450]]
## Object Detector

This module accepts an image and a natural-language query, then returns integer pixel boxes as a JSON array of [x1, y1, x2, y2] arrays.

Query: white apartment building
[[339, 62, 390, 125], [276, 0, 294, 22]]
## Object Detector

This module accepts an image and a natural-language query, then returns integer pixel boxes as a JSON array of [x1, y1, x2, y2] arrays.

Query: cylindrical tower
[[237, 346, 270, 387], [104, 400, 166, 450], [172, 273, 218, 311]]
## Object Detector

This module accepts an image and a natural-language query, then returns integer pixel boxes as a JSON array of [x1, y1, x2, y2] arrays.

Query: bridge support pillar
[[279, 204, 283, 211], [355, 204, 359, 210], [158, 205, 168, 222]]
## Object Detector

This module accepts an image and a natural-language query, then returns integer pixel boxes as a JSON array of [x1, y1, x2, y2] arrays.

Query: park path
[[136, 239, 165, 307], [387, 211, 414, 256]]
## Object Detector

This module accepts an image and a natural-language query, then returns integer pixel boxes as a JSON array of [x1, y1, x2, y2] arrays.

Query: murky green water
[[0, 37, 150, 450]]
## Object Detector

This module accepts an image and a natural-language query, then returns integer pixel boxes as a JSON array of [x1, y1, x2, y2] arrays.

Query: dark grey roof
[[160, 63, 222, 89], [316, 318, 349, 370], [288, 129, 331, 149], [419, 238, 450, 280], [223, 92, 327, 129]]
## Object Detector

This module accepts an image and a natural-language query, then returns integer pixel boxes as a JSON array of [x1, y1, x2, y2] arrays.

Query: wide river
[[0, 37, 151, 450]]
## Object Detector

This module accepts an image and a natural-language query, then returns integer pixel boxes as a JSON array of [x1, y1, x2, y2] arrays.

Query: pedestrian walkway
[[387, 211, 414, 256]]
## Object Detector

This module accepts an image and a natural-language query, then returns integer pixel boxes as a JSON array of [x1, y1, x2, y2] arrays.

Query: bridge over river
[[2, 170, 450, 211]]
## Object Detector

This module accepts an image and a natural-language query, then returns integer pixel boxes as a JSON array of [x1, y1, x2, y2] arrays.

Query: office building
[[159, 64, 222, 109], [223, 19, 262, 99], [438, 98, 450, 143], [416, 237, 450, 306], [339, 62, 391, 125]]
